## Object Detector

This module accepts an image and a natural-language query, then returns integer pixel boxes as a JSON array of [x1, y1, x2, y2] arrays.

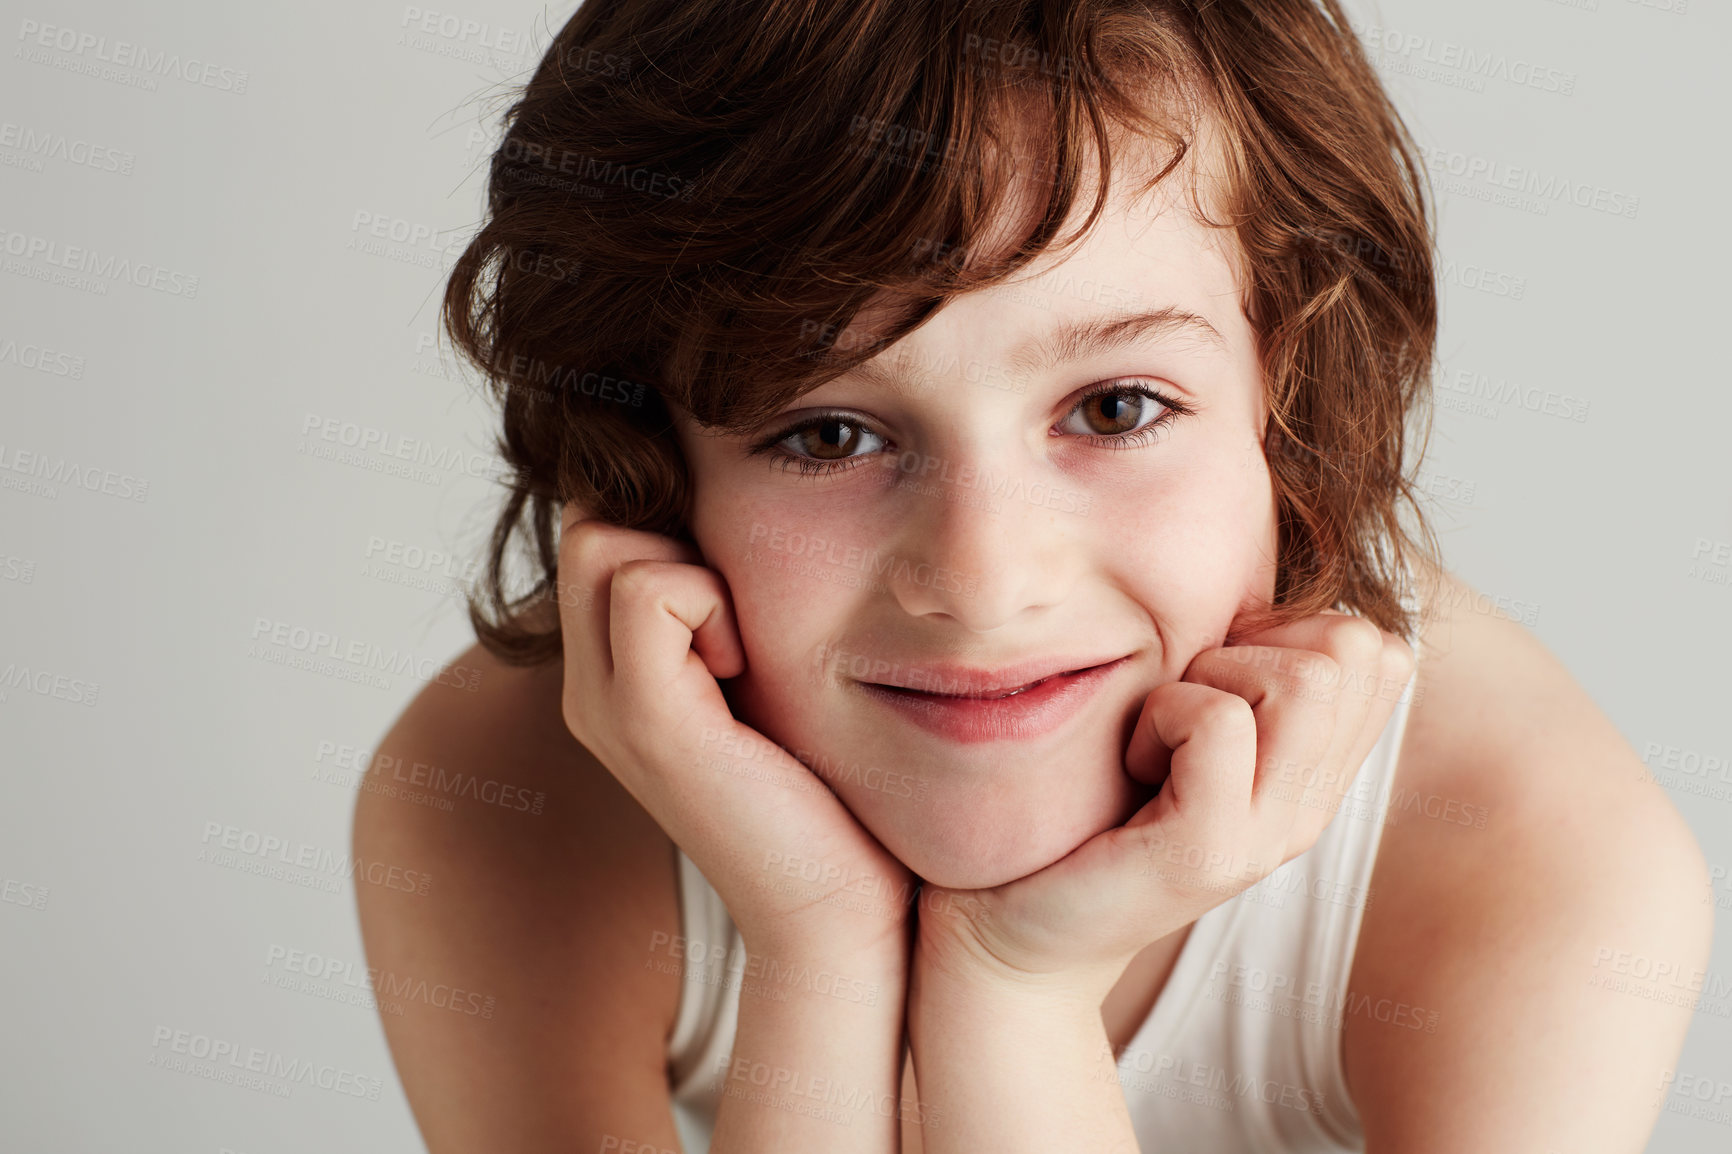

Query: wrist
[[908, 933, 1119, 1099], [911, 914, 1120, 1020], [734, 864, 918, 964], [735, 922, 910, 1003], [915, 884, 1130, 1002]]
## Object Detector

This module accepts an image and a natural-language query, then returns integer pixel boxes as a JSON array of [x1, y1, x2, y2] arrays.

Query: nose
[[879, 447, 1080, 631]]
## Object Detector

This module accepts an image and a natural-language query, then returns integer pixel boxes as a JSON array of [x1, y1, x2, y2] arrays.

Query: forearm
[[907, 935, 1139, 1154], [708, 937, 910, 1154]]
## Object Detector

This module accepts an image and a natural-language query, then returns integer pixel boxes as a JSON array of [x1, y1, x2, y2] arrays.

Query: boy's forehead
[[954, 98, 1245, 307], [936, 148, 1246, 359], [1022, 178, 1238, 301], [1021, 111, 1238, 283], [832, 105, 1248, 366]]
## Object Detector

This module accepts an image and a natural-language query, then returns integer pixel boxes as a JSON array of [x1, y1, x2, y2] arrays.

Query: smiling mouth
[[872, 663, 1108, 701]]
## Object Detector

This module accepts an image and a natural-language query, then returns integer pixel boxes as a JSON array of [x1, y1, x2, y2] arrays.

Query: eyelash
[[745, 382, 1195, 478]]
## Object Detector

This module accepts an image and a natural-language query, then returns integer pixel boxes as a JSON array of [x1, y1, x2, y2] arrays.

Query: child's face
[[671, 136, 1277, 889]]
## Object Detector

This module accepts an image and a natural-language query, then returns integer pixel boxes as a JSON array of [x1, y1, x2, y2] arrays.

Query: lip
[[854, 655, 1132, 745], [855, 655, 1134, 699]]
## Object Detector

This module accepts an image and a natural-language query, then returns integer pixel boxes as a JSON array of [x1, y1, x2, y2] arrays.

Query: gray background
[[1, 0, 1726, 1149]]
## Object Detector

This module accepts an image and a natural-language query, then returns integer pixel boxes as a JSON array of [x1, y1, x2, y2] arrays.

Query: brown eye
[[1065, 388, 1164, 437], [791, 417, 868, 460], [1085, 392, 1140, 434], [746, 410, 889, 477]]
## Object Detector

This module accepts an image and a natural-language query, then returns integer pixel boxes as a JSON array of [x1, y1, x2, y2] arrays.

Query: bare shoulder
[[1374, 564, 1698, 857], [1342, 564, 1714, 1149], [351, 637, 686, 1152]]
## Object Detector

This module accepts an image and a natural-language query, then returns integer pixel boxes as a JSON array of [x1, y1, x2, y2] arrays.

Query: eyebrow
[[841, 305, 1227, 395], [1008, 306, 1227, 375]]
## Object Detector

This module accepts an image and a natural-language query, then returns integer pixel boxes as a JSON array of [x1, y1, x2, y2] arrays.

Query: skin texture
[[353, 568, 1713, 1154], [353, 104, 1711, 1154], [669, 119, 1279, 892]]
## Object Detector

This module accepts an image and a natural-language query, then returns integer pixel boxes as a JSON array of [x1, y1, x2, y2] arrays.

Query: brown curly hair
[[440, 0, 1443, 667]]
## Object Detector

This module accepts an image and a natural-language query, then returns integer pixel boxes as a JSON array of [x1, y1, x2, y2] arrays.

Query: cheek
[[697, 495, 869, 683], [1094, 451, 1271, 548], [1089, 455, 1276, 621]]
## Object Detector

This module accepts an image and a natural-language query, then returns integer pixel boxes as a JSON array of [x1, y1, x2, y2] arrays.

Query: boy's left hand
[[915, 608, 1416, 1002]]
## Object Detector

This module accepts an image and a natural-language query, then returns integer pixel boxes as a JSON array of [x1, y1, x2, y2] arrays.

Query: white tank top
[[662, 664, 1421, 1153]]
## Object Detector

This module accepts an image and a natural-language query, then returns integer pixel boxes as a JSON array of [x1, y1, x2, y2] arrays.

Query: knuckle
[[1333, 616, 1386, 663], [1268, 654, 1339, 703], [560, 514, 611, 554], [1300, 652, 1343, 690], [557, 518, 612, 578], [1383, 635, 1418, 681], [1198, 690, 1257, 734], [610, 557, 666, 598], [1150, 676, 1197, 704]]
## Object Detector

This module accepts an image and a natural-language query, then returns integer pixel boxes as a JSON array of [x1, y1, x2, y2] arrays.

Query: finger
[[1114, 682, 1265, 904], [554, 507, 615, 683], [1192, 614, 1389, 850], [1255, 615, 1394, 827], [1123, 680, 1259, 839], [1326, 634, 1417, 801], [608, 558, 746, 704], [1215, 610, 1386, 779], [1181, 642, 1340, 852], [553, 505, 702, 681]]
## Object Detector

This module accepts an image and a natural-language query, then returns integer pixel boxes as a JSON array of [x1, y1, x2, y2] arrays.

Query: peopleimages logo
[[0, 443, 148, 501], [1440, 367, 1590, 423], [397, 6, 535, 57], [298, 413, 510, 485], [0, 226, 199, 297], [1421, 146, 1640, 220], [147, 1026, 382, 1099], [198, 820, 433, 896], [0, 663, 99, 706], [312, 739, 547, 815], [1348, 19, 1577, 95], [647, 932, 882, 1006], [247, 617, 482, 692], [745, 521, 979, 598], [0, 121, 134, 175], [265, 944, 496, 1018], [0, 333, 86, 378], [16, 20, 249, 93], [878, 450, 1092, 515]]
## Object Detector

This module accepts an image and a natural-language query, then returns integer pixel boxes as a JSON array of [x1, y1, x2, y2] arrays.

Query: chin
[[723, 669, 1155, 891], [853, 762, 1150, 891]]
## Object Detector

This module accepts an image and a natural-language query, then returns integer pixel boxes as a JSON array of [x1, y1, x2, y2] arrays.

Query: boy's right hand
[[554, 504, 916, 962]]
